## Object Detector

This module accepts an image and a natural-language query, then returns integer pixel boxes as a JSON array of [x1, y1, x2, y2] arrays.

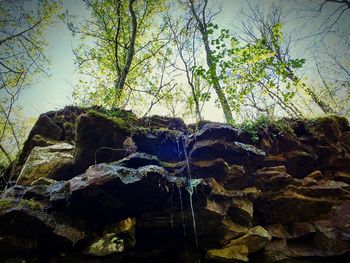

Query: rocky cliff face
[[1, 106, 350, 262]]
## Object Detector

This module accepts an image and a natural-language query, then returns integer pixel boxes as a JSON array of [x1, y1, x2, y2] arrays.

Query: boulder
[[254, 166, 295, 191], [189, 139, 265, 169], [254, 190, 336, 224], [16, 143, 75, 185], [74, 112, 131, 173], [207, 226, 271, 262], [0, 198, 85, 259]]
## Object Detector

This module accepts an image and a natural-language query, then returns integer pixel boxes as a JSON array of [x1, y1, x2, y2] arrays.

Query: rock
[[304, 170, 324, 181], [306, 116, 345, 143], [140, 115, 187, 132], [315, 202, 350, 241], [114, 152, 161, 169], [207, 226, 271, 262], [266, 224, 290, 239], [187, 123, 241, 150], [85, 218, 135, 256], [189, 139, 265, 169], [190, 159, 250, 189], [295, 179, 350, 198], [132, 128, 184, 162], [254, 166, 295, 191], [227, 226, 271, 253], [65, 163, 175, 222], [85, 233, 124, 256], [28, 114, 63, 141], [207, 244, 249, 262], [341, 131, 350, 152], [334, 171, 350, 184], [74, 112, 130, 173], [0, 198, 85, 258], [228, 197, 254, 227], [2, 108, 350, 262], [292, 222, 316, 238], [31, 177, 58, 186], [284, 150, 316, 178], [254, 190, 336, 224], [266, 223, 316, 239], [16, 143, 75, 185]]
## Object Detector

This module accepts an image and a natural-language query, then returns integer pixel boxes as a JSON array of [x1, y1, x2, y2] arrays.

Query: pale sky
[[15, 0, 350, 122]]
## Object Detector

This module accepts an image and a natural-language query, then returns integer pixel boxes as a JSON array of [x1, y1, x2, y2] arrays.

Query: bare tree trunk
[[115, 0, 137, 101], [165, 11, 203, 121], [188, 0, 233, 123]]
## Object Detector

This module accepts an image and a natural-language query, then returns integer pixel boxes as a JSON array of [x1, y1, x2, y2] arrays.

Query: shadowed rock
[[1, 108, 350, 262]]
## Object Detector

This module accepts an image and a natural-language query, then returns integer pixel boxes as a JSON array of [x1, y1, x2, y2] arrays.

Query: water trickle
[[183, 136, 199, 248], [186, 180, 200, 248], [183, 136, 192, 181], [170, 213, 174, 228], [178, 186, 186, 237], [176, 136, 181, 159]]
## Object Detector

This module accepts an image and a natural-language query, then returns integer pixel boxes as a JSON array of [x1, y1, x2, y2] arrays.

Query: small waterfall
[[170, 213, 174, 228], [187, 182, 199, 248], [182, 136, 199, 248], [176, 136, 181, 159], [177, 185, 186, 237]]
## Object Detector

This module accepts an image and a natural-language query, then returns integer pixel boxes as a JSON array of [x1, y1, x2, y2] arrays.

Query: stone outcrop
[[1, 107, 350, 262], [16, 143, 75, 185]]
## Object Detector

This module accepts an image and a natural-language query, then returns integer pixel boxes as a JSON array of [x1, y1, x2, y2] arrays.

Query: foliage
[[64, 0, 348, 124], [0, 0, 61, 165], [0, 107, 36, 165], [67, 0, 169, 110], [0, 0, 61, 91], [194, 22, 305, 116], [236, 114, 297, 142]]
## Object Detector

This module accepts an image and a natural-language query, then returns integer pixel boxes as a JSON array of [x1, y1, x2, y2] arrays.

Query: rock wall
[[1, 106, 350, 262]]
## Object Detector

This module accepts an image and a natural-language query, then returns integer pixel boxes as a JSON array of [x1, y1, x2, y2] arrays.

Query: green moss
[[306, 115, 346, 140], [0, 199, 13, 211], [156, 127, 183, 139], [17, 199, 43, 210], [234, 115, 296, 142], [87, 109, 137, 132], [0, 198, 43, 212], [63, 121, 75, 130]]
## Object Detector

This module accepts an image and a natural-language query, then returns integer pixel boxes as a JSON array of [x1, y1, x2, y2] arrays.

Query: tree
[[296, 0, 350, 117], [164, 5, 209, 122], [68, 0, 169, 109], [239, 3, 337, 116], [195, 22, 307, 120], [183, 0, 234, 123], [299, 0, 350, 42], [312, 49, 350, 117], [0, 0, 61, 165]]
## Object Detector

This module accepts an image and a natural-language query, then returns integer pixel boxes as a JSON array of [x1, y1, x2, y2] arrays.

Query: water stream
[[182, 136, 199, 249], [177, 186, 186, 237]]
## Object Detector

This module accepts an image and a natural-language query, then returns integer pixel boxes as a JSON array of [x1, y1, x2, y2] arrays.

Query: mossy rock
[[306, 115, 349, 142], [86, 109, 138, 132], [0, 198, 43, 212]]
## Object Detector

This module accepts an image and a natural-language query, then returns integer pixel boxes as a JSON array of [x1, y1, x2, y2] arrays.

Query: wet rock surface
[[1, 108, 350, 262]]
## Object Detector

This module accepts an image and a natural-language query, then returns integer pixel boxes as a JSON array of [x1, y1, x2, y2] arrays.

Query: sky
[[13, 0, 255, 121], [13, 0, 350, 122]]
